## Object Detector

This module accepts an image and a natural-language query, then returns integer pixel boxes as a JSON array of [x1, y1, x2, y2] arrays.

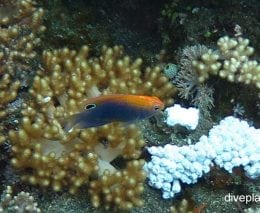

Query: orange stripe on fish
[[81, 94, 164, 109]]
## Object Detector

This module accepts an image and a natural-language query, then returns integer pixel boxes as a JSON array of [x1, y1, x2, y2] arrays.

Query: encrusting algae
[[8, 44, 176, 210]]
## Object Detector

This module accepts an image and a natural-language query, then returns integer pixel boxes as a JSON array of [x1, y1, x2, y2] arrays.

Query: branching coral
[[192, 36, 260, 88], [170, 198, 206, 213], [174, 36, 259, 141], [0, 0, 45, 113], [0, 74, 20, 108], [9, 44, 176, 210], [144, 116, 260, 199], [169, 199, 193, 213], [89, 160, 146, 210], [0, 0, 45, 145], [175, 36, 259, 132], [0, 135, 5, 144], [0, 185, 41, 212]]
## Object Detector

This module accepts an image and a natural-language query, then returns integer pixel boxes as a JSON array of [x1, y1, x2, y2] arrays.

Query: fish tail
[[61, 114, 79, 132]]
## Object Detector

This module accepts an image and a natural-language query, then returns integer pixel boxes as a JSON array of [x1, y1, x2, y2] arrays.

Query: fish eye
[[154, 105, 160, 111], [85, 104, 96, 110]]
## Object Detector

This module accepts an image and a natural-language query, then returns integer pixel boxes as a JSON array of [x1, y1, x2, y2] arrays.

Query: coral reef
[[0, 0, 45, 108], [169, 198, 206, 213], [165, 104, 199, 130], [192, 36, 260, 88], [1, 0, 258, 212], [89, 160, 146, 210], [169, 199, 192, 213], [8, 44, 176, 210], [144, 116, 260, 198], [174, 36, 259, 139], [0, 0, 45, 145], [0, 185, 40, 212], [175, 45, 215, 113], [173, 45, 215, 141]]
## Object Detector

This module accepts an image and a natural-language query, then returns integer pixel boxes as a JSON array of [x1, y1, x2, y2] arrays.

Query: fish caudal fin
[[61, 114, 79, 132]]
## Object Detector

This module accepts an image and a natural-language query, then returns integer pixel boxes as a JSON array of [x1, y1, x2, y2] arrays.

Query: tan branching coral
[[89, 160, 146, 210], [169, 199, 192, 213], [0, 0, 45, 110], [0, 0, 45, 146], [0, 133, 5, 145], [0, 74, 20, 106], [192, 36, 260, 88], [169, 199, 206, 213], [9, 45, 176, 210], [0, 185, 41, 212], [192, 49, 221, 83]]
